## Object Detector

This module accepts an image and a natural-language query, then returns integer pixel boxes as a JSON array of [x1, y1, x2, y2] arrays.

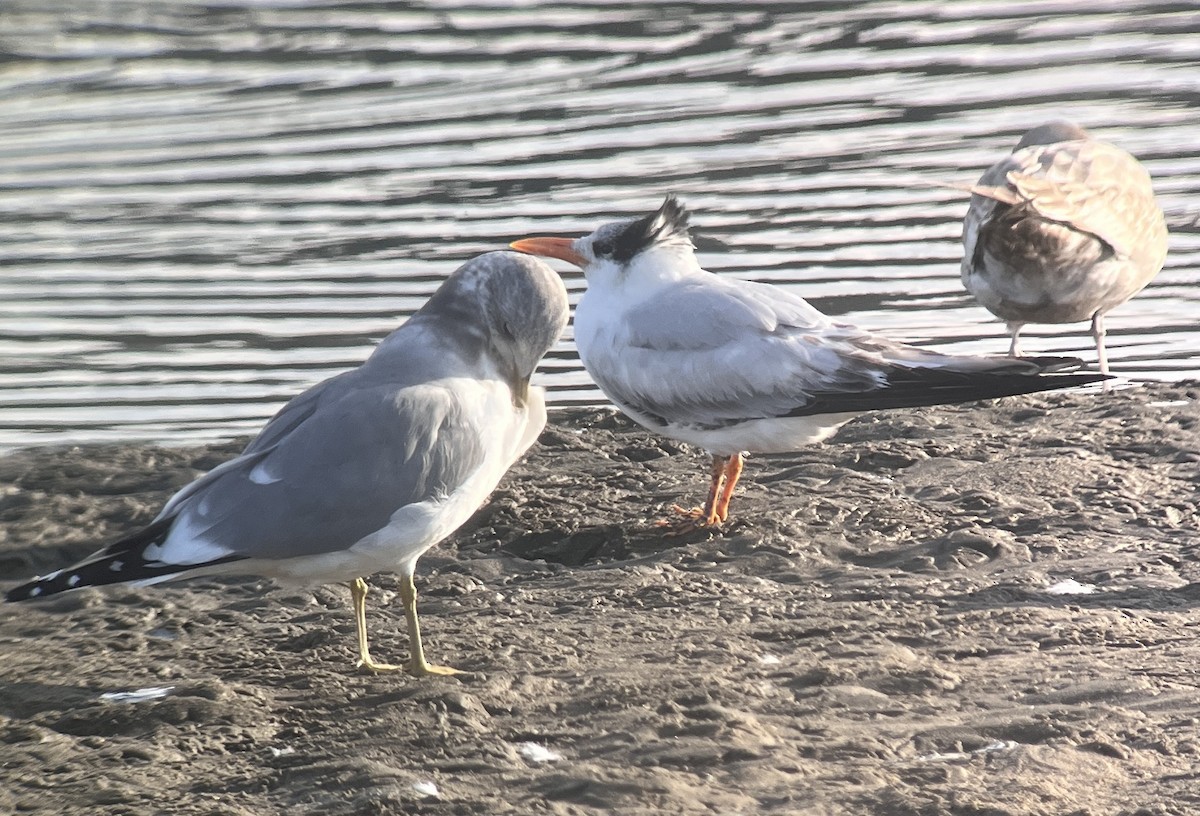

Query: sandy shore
[[2, 382, 1199, 815]]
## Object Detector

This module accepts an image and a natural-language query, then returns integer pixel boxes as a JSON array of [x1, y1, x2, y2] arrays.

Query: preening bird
[[6, 251, 569, 676], [512, 196, 1107, 529], [961, 120, 1168, 374]]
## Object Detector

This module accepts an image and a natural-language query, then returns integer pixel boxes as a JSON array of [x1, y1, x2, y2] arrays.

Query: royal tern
[[962, 121, 1168, 374], [6, 251, 569, 676], [512, 196, 1107, 529]]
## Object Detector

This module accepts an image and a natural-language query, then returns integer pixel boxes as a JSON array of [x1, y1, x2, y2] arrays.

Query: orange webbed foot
[[655, 503, 722, 536]]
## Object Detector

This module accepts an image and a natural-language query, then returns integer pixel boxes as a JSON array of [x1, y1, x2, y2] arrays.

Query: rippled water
[[2, 0, 1197, 450]]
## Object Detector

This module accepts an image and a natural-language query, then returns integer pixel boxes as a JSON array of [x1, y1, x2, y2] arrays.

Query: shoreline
[[2, 381, 1199, 815]]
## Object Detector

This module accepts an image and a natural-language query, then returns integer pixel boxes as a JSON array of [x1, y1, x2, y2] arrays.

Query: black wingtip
[[7, 563, 95, 602], [6, 551, 246, 602], [787, 364, 1110, 419], [5, 516, 246, 603], [7, 573, 70, 602], [1021, 371, 1111, 390]]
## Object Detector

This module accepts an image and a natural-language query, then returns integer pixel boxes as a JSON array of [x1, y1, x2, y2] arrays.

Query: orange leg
[[697, 454, 727, 524], [658, 455, 730, 532], [712, 452, 744, 523]]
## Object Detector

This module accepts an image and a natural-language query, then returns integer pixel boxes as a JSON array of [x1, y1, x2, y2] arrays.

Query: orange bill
[[509, 237, 586, 267]]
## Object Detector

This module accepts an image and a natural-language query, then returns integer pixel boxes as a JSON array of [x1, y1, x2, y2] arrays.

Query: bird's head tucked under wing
[[510, 195, 699, 291]]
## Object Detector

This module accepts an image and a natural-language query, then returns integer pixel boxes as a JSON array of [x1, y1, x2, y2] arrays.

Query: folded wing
[[591, 278, 1104, 430]]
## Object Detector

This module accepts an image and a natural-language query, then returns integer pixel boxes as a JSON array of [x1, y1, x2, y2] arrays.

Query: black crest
[[607, 195, 692, 263]]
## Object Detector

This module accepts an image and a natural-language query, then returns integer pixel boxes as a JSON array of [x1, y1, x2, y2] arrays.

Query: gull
[[5, 251, 569, 676], [961, 120, 1168, 374], [511, 196, 1107, 529]]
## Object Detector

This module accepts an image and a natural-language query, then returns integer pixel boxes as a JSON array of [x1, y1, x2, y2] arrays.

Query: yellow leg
[[350, 577, 406, 673], [397, 572, 461, 677]]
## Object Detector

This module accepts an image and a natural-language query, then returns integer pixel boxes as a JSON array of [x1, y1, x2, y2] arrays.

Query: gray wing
[[590, 277, 1093, 428], [588, 278, 884, 426], [166, 378, 488, 561], [157, 370, 357, 521]]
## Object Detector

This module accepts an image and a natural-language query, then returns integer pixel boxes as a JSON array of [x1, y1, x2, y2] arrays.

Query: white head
[[510, 196, 701, 292]]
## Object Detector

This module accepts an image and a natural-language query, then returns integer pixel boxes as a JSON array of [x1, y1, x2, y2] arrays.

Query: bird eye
[[591, 239, 613, 257]]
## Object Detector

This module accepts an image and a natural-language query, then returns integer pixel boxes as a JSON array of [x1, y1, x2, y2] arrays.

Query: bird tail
[[968, 354, 1098, 375], [5, 516, 243, 602], [1018, 355, 1084, 372], [891, 349, 1087, 374], [878, 354, 1110, 409], [791, 352, 1109, 417]]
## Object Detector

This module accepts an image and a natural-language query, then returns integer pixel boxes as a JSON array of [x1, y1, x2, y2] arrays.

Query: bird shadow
[[0, 680, 96, 719]]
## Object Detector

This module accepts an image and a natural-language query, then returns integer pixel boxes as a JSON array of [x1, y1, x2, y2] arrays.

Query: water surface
[[2, 0, 1197, 449]]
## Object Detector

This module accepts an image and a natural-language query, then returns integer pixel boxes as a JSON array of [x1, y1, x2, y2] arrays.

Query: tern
[[6, 251, 569, 676], [512, 196, 1107, 529], [962, 121, 1168, 374]]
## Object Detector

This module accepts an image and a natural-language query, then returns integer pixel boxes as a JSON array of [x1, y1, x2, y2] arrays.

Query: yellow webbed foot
[[409, 660, 462, 677], [357, 656, 408, 674]]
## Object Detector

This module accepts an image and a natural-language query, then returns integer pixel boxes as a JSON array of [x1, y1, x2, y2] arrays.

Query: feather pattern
[[581, 273, 1097, 442], [549, 196, 1109, 457], [511, 196, 1107, 525], [962, 122, 1168, 327], [7, 251, 568, 602]]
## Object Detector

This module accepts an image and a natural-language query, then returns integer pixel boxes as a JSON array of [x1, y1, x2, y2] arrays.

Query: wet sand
[[2, 382, 1199, 815]]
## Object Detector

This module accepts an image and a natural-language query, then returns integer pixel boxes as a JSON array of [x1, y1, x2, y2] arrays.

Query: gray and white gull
[[513, 196, 1107, 530], [6, 251, 569, 677]]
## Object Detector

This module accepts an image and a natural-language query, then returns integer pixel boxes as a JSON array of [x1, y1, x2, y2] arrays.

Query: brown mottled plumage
[[962, 121, 1168, 374]]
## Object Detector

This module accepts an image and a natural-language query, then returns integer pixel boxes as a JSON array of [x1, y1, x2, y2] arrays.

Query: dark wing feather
[[787, 356, 1107, 417], [4, 517, 244, 601], [591, 275, 1106, 428]]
